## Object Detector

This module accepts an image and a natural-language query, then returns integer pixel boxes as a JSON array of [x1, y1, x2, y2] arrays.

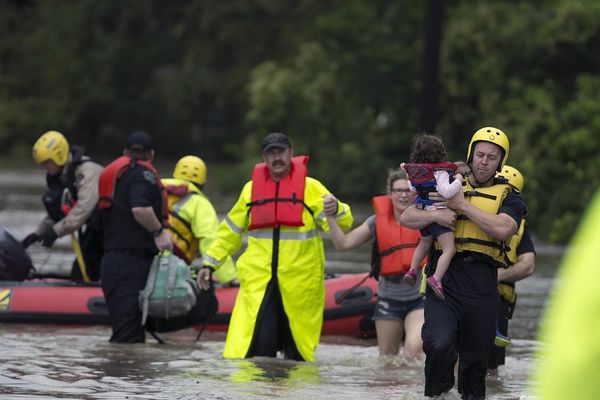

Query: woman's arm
[[326, 215, 372, 250], [323, 193, 372, 250]]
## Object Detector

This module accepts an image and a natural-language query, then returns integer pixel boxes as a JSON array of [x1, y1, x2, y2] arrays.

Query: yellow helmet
[[466, 127, 510, 172], [499, 165, 524, 192], [173, 155, 207, 185], [32, 131, 69, 166]]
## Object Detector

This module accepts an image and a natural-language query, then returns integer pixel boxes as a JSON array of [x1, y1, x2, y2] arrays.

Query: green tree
[[439, 0, 600, 242], [1, 0, 599, 243], [244, 0, 425, 197]]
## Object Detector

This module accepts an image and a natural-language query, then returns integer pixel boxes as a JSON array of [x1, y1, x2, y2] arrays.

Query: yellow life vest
[[163, 180, 202, 264], [497, 282, 517, 304], [451, 180, 513, 267], [505, 211, 526, 265], [497, 214, 527, 303]]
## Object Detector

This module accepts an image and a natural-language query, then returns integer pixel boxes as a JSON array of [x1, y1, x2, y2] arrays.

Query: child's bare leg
[[433, 232, 456, 282], [411, 235, 433, 273], [404, 235, 433, 286]]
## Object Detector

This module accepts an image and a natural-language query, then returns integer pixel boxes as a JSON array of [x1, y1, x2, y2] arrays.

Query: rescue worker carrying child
[[401, 127, 526, 399]]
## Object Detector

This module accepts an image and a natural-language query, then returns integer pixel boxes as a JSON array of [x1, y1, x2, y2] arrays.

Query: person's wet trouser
[[488, 295, 511, 369], [100, 250, 153, 343], [422, 256, 498, 399], [246, 280, 303, 361], [70, 224, 103, 282]]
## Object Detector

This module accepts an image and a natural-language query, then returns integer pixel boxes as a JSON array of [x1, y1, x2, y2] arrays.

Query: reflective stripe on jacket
[[162, 178, 237, 283]]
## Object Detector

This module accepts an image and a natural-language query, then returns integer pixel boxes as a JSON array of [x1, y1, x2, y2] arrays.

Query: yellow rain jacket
[[203, 175, 352, 361], [161, 178, 236, 283], [532, 190, 600, 399]]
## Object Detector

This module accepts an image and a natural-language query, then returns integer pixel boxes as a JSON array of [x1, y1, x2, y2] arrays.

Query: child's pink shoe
[[404, 269, 417, 286], [427, 276, 445, 300]]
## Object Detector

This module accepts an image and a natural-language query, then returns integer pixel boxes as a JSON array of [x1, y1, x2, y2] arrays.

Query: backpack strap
[[165, 253, 178, 319]]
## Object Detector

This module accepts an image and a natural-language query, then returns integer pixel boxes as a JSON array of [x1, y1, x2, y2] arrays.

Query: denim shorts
[[372, 296, 425, 321]]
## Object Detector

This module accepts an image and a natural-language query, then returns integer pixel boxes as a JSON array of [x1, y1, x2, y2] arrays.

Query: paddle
[[70, 233, 90, 282]]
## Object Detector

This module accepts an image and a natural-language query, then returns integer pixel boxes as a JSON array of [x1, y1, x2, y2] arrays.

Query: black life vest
[[42, 146, 86, 222]]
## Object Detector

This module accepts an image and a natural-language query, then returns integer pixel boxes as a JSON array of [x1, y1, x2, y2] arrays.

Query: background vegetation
[[1, 0, 598, 243]]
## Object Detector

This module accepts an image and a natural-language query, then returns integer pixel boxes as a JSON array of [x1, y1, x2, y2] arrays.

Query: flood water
[[0, 167, 564, 399]]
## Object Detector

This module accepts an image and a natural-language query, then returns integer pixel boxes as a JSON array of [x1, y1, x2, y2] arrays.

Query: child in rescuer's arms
[[401, 133, 463, 299]]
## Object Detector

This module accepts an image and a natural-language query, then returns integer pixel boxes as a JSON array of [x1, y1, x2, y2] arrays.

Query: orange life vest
[[247, 156, 309, 230], [372, 195, 422, 276], [97, 155, 168, 223]]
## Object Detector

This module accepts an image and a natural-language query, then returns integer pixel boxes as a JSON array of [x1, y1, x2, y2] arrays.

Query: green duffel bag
[[139, 250, 197, 325]]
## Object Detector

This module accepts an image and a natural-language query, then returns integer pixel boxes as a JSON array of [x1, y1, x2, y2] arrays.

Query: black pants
[[488, 295, 511, 369], [70, 223, 104, 282], [100, 251, 153, 343], [422, 255, 499, 399], [246, 280, 303, 361]]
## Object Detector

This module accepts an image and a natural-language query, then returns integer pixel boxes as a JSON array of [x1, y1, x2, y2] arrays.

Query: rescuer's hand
[[322, 194, 339, 216], [197, 266, 213, 291], [22, 233, 41, 248], [40, 228, 58, 248]]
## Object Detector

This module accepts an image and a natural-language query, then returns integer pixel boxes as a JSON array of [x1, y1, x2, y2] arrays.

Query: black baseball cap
[[261, 132, 291, 152], [126, 130, 154, 151]]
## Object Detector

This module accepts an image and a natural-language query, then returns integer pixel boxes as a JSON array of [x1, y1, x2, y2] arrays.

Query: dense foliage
[[1, 0, 598, 243]]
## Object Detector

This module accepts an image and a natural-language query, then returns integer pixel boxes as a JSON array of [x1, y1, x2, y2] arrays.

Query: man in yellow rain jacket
[[197, 132, 353, 362], [161, 155, 236, 284]]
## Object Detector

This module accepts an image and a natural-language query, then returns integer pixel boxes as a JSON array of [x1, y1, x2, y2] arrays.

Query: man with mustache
[[401, 127, 526, 399], [197, 132, 353, 362]]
